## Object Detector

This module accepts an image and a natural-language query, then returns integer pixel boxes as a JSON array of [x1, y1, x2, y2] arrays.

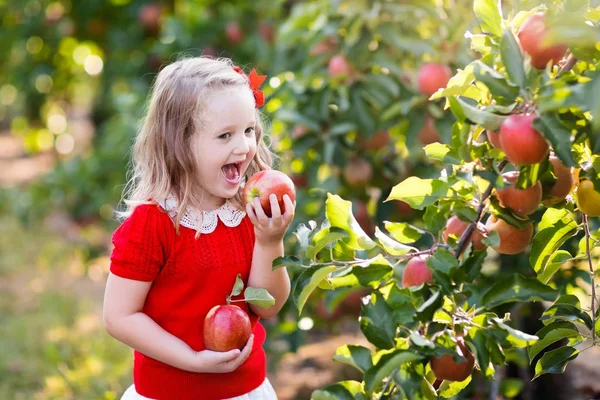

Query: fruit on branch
[[138, 3, 162, 36], [343, 157, 373, 188], [431, 337, 475, 382], [442, 216, 486, 251], [495, 171, 542, 216], [310, 37, 338, 56], [244, 170, 296, 218], [417, 63, 452, 97], [575, 179, 600, 217], [518, 13, 568, 70], [225, 21, 244, 44], [204, 305, 252, 352], [542, 156, 574, 205], [499, 114, 549, 165], [258, 23, 274, 42], [358, 131, 391, 150], [402, 255, 432, 288], [487, 130, 503, 150], [418, 116, 441, 145], [328, 54, 353, 78], [485, 215, 533, 255]]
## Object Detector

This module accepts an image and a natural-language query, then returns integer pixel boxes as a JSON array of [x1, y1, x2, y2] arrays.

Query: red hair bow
[[233, 66, 267, 108]]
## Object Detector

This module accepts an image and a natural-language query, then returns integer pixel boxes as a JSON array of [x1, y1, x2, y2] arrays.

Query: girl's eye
[[245, 127, 256, 135], [218, 132, 231, 140]]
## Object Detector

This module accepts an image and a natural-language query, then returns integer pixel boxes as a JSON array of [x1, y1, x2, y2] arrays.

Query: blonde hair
[[117, 56, 273, 233]]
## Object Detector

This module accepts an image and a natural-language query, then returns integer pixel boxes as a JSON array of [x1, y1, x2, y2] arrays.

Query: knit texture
[[110, 203, 266, 400]]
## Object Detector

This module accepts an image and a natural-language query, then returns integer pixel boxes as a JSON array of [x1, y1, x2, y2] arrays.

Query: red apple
[[204, 305, 251, 352], [543, 156, 574, 205], [495, 171, 542, 217], [358, 131, 391, 150], [328, 54, 352, 78], [418, 116, 441, 145], [402, 255, 433, 288], [442, 216, 486, 251], [499, 114, 549, 165], [225, 21, 244, 44], [244, 170, 296, 217], [343, 157, 373, 188], [518, 13, 568, 70], [418, 63, 452, 97], [487, 130, 502, 150], [138, 3, 162, 36], [431, 338, 475, 382], [258, 23, 274, 42], [310, 37, 337, 56]]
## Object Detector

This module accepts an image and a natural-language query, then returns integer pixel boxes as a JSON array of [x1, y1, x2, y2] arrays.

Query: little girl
[[103, 56, 294, 400]]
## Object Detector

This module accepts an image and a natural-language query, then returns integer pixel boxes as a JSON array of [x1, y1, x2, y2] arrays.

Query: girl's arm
[[246, 194, 294, 319], [103, 273, 254, 373]]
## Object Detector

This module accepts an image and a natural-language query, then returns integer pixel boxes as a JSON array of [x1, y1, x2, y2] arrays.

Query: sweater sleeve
[[110, 204, 167, 282]]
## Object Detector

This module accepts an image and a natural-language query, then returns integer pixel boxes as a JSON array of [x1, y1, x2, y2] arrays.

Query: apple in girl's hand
[[244, 170, 296, 217], [204, 305, 252, 352]]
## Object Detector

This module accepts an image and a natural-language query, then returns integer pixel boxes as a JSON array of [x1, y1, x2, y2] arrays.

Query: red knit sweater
[[109, 203, 266, 400]]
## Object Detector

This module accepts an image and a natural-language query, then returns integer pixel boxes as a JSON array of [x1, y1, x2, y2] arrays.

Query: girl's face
[[193, 86, 258, 209]]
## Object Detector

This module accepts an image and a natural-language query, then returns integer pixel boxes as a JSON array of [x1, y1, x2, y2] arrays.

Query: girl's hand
[[246, 194, 295, 246], [187, 334, 254, 373]]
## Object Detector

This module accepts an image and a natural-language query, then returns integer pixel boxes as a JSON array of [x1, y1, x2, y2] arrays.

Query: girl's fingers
[[253, 197, 269, 223], [269, 194, 282, 219], [283, 195, 295, 221], [212, 349, 241, 364]]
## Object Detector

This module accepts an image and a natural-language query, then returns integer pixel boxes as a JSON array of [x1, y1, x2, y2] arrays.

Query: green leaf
[[500, 28, 526, 88], [541, 302, 594, 330], [482, 274, 558, 308], [439, 376, 472, 398], [231, 274, 244, 297], [528, 321, 581, 362], [352, 255, 394, 289], [312, 380, 365, 400], [473, 61, 519, 103], [474, 0, 504, 37], [307, 227, 349, 260], [454, 96, 508, 131], [243, 287, 276, 309], [333, 345, 373, 373], [293, 265, 338, 314], [364, 350, 423, 395], [533, 113, 577, 167], [536, 250, 573, 284], [427, 247, 459, 275], [492, 318, 539, 347], [529, 208, 578, 282], [424, 143, 461, 164], [375, 227, 418, 256], [416, 291, 443, 323], [500, 378, 524, 399], [272, 255, 306, 270], [360, 291, 397, 349], [533, 346, 578, 380], [387, 177, 451, 210], [326, 194, 377, 250], [384, 221, 424, 244]]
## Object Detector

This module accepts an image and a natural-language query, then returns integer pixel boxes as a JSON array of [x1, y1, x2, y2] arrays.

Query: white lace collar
[[159, 194, 246, 234]]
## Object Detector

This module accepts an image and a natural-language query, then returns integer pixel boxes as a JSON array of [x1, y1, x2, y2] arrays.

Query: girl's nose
[[234, 134, 251, 154]]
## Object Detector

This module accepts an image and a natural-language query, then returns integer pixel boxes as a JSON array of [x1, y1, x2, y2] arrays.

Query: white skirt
[[120, 378, 277, 400]]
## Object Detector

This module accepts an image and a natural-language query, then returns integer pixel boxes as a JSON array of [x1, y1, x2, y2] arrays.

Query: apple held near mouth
[[244, 170, 296, 217], [204, 304, 252, 352]]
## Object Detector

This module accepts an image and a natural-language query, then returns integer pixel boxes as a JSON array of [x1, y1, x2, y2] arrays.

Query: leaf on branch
[[243, 287, 276, 309], [482, 274, 558, 308], [528, 321, 581, 362], [533, 346, 578, 380], [386, 177, 451, 210], [333, 345, 373, 373], [474, 0, 504, 38]]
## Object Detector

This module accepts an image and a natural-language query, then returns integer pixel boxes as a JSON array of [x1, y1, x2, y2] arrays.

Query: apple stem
[[558, 54, 577, 76], [454, 160, 509, 258], [583, 214, 596, 345]]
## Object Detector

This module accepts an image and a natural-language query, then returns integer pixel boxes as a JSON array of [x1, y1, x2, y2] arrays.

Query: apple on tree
[[575, 179, 600, 217], [343, 157, 373, 188], [499, 114, 549, 165], [243, 170, 296, 218], [418, 116, 441, 145], [402, 255, 432, 288], [485, 215, 533, 255], [518, 13, 568, 70], [430, 336, 475, 382], [442, 215, 486, 252], [417, 63, 452, 97], [542, 155, 574, 205], [495, 171, 542, 217]]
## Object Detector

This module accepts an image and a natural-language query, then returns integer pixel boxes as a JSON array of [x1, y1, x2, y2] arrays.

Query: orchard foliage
[[276, 0, 600, 398]]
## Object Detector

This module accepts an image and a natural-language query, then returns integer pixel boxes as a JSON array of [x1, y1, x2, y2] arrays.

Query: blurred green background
[[2, 0, 599, 399]]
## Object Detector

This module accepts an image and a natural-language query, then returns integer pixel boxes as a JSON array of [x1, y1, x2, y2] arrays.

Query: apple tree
[[275, 0, 600, 398]]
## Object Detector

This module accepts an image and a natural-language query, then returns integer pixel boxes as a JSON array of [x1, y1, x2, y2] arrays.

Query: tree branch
[[377, 368, 399, 400], [454, 159, 509, 258]]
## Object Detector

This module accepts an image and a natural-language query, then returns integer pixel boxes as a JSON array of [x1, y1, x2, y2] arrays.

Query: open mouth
[[221, 162, 242, 185]]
